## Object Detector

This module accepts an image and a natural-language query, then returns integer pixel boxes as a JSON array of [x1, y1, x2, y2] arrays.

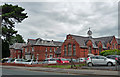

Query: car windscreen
[[26, 60, 31, 62], [49, 59, 56, 61], [11, 59, 15, 62], [61, 58, 67, 61]]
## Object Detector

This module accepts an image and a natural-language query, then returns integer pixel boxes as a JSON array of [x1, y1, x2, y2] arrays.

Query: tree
[[9, 34, 25, 45], [1, 3, 28, 43], [1, 4, 28, 58]]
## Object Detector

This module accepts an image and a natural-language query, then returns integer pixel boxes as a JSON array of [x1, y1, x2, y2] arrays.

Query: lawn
[[44, 63, 86, 69]]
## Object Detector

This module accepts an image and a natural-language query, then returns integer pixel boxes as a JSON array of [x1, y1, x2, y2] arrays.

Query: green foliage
[[10, 34, 25, 45], [2, 40, 10, 58], [1, 3, 28, 43], [100, 49, 120, 56], [2, 3, 28, 28], [44, 64, 86, 69], [1, 3, 28, 58]]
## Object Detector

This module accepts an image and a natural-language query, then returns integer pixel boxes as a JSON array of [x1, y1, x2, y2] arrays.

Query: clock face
[[87, 30, 92, 35]]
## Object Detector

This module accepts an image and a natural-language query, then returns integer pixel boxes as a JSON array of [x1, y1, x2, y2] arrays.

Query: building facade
[[10, 29, 120, 60], [61, 29, 120, 59], [22, 38, 62, 61], [9, 43, 26, 59]]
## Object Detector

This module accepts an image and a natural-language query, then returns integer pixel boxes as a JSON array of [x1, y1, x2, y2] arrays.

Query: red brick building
[[9, 43, 26, 59], [61, 29, 120, 59], [22, 38, 62, 61], [9, 29, 120, 61]]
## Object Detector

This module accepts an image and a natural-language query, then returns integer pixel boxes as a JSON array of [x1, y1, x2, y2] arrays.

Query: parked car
[[11, 59, 25, 64], [56, 58, 69, 63], [43, 58, 57, 64], [106, 55, 120, 65], [1, 58, 9, 63], [86, 56, 116, 67], [22, 59, 38, 65], [77, 58, 86, 62], [66, 59, 77, 63], [6, 58, 14, 63]]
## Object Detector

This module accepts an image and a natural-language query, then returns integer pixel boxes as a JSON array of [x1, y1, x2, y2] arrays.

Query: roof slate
[[34, 38, 63, 46], [71, 34, 114, 48], [9, 43, 26, 50]]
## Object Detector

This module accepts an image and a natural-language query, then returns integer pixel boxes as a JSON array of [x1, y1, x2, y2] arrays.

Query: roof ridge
[[70, 34, 89, 38], [94, 36, 114, 39]]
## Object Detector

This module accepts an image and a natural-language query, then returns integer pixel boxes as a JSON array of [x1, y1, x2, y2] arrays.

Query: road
[[1, 66, 112, 77], [81, 65, 120, 71]]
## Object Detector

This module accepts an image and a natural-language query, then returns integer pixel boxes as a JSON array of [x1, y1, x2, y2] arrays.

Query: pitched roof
[[34, 38, 63, 46], [9, 43, 26, 50], [27, 39, 37, 45], [71, 34, 114, 48], [53, 41, 63, 46]]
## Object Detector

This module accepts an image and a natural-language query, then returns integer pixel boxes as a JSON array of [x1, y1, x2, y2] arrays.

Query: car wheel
[[107, 62, 113, 66], [88, 63, 93, 67]]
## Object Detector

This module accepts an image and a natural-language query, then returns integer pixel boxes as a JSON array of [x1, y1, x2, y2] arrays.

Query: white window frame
[[46, 48, 47, 52], [50, 48, 52, 52], [54, 48, 56, 52], [32, 47, 34, 52]]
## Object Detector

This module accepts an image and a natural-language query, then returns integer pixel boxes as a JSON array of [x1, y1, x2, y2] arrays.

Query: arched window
[[108, 47, 110, 50], [73, 44, 76, 56], [112, 44, 114, 49], [115, 44, 117, 49], [88, 46, 92, 53], [68, 44, 72, 56], [99, 47, 102, 54], [64, 45, 67, 56]]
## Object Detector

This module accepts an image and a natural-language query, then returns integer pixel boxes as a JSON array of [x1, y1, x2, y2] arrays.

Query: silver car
[[43, 58, 57, 64], [86, 56, 116, 67]]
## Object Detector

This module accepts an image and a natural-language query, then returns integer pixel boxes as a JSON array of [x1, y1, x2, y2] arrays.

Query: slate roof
[[27, 39, 37, 45], [34, 38, 63, 47], [9, 43, 26, 50], [71, 34, 114, 48]]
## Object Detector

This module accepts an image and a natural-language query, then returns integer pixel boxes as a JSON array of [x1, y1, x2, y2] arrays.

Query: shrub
[[100, 49, 120, 56]]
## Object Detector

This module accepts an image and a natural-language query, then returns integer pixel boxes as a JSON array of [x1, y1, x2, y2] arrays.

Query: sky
[[1, 0, 119, 42]]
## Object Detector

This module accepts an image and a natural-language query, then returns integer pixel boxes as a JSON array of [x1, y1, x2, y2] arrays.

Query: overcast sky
[[2, 1, 118, 42]]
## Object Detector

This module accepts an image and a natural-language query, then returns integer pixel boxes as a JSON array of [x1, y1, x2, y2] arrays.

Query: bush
[[100, 49, 120, 56]]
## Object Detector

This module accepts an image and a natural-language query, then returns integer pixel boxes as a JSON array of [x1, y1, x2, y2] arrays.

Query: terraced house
[[61, 29, 120, 59]]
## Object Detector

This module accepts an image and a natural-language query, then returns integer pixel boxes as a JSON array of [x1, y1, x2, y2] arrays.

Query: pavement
[[1, 65, 119, 77]]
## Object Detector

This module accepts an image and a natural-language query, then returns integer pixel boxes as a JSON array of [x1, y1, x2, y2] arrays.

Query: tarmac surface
[[1, 65, 119, 77]]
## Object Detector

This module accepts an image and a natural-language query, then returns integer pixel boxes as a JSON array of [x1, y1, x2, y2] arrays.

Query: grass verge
[[43, 63, 86, 69]]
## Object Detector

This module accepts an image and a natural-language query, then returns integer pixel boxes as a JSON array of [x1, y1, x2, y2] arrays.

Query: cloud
[[2, 2, 118, 42]]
